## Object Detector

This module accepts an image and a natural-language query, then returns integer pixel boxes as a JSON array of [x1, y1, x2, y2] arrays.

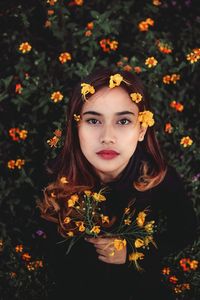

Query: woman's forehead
[[81, 86, 138, 113]]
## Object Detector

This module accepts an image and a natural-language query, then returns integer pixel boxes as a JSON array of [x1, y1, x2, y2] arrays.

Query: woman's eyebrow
[[82, 110, 135, 116]]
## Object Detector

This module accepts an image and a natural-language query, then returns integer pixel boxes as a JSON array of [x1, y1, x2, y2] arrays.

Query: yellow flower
[[92, 192, 106, 202], [51, 91, 64, 103], [19, 130, 28, 140], [101, 215, 110, 224], [59, 52, 72, 64], [68, 199, 75, 207], [19, 42, 32, 53], [73, 114, 81, 122], [138, 110, 155, 128], [129, 252, 144, 261], [180, 136, 193, 147], [145, 56, 158, 68], [64, 217, 71, 224], [190, 260, 198, 270], [130, 92, 143, 103], [81, 83, 95, 101], [135, 238, 144, 248], [114, 239, 127, 251], [124, 218, 131, 225], [67, 194, 79, 207], [136, 211, 147, 227], [143, 235, 155, 247], [144, 221, 155, 233], [75, 221, 85, 232], [90, 226, 101, 234], [60, 176, 69, 184], [109, 40, 118, 50], [15, 159, 25, 169], [109, 74, 123, 88], [84, 190, 92, 196], [67, 231, 74, 237]]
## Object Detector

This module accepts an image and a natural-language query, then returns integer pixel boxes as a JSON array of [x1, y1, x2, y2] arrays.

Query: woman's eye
[[86, 119, 100, 124], [118, 119, 131, 125]]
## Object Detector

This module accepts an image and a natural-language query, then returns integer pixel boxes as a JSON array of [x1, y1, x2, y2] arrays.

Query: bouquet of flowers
[[59, 187, 157, 271]]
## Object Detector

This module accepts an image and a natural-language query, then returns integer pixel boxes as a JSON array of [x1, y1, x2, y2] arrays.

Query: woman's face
[[78, 86, 146, 183]]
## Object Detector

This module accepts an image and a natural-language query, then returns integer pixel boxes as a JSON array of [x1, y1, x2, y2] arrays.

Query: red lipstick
[[96, 150, 119, 160]]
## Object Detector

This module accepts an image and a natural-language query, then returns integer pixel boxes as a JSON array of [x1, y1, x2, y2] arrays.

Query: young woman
[[37, 68, 197, 300]]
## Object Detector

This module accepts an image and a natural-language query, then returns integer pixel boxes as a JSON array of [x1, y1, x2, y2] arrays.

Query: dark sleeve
[[152, 165, 198, 257]]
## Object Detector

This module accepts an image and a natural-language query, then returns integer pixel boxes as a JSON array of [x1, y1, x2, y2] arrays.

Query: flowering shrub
[[0, 0, 199, 298]]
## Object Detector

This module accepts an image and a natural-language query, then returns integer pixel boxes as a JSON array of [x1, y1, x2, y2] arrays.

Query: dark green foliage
[[0, 0, 199, 298]]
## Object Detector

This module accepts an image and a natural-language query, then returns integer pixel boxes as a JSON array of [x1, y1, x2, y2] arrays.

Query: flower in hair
[[138, 110, 155, 128], [109, 74, 123, 88], [73, 114, 81, 122], [81, 83, 95, 100], [109, 73, 130, 88], [130, 93, 143, 103]]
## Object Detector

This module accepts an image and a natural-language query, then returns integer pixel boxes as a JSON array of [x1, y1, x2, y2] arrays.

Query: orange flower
[[99, 39, 118, 52], [15, 83, 23, 94], [15, 244, 23, 253], [47, 9, 54, 15], [134, 66, 142, 73], [162, 267, 170, 275], [22, 253, 31, 261], [123, 64, 132, 71], [163, 75, 171, 84], [9, 128, 28, 141], [47, 136, 59, 147], [15, 159, 25, 169], [165, 123, 173, 133], [51, 91, 64, 103], [19, 130, 28, 140], [170, 101, 184, 112], [186, 48, 200, 64], [7, 160, 15, 169], [138, 21, 149, 32], [54, 129, 62, 137], [19, 42, 32, 53], [145, 57, 158, 68], [47, 0, 57, 5], [44, 20, 52, 28], [74, 0, 83, 5], [180, 136, 193, 148], [85, 30, 92, 36], [87, 22, 94, 30], [146, 18, 154, 26], [152, 0, 161, 5], [169, 276, 178, 284], [138, 18, 154, 31], [190, 260, 198, 270], [171, 74, 180, 84], [109, 40, 118, 51], [59, 52, 72, 64]]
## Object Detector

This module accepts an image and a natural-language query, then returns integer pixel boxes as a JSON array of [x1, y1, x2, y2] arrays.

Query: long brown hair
[[37, 68, 167, 231]]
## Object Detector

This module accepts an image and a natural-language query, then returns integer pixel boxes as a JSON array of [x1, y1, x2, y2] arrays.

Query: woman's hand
[[85, 237, 127, 264]]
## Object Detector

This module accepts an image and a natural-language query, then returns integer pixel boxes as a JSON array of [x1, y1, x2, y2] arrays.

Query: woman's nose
[[99, 125, 116, 144]]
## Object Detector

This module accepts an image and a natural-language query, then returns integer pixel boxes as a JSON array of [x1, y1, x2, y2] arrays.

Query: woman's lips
[[96, 150, 119, 160]]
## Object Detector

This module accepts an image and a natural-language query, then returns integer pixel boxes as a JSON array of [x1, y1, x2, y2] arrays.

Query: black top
[[33, 162, 197, 300]]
